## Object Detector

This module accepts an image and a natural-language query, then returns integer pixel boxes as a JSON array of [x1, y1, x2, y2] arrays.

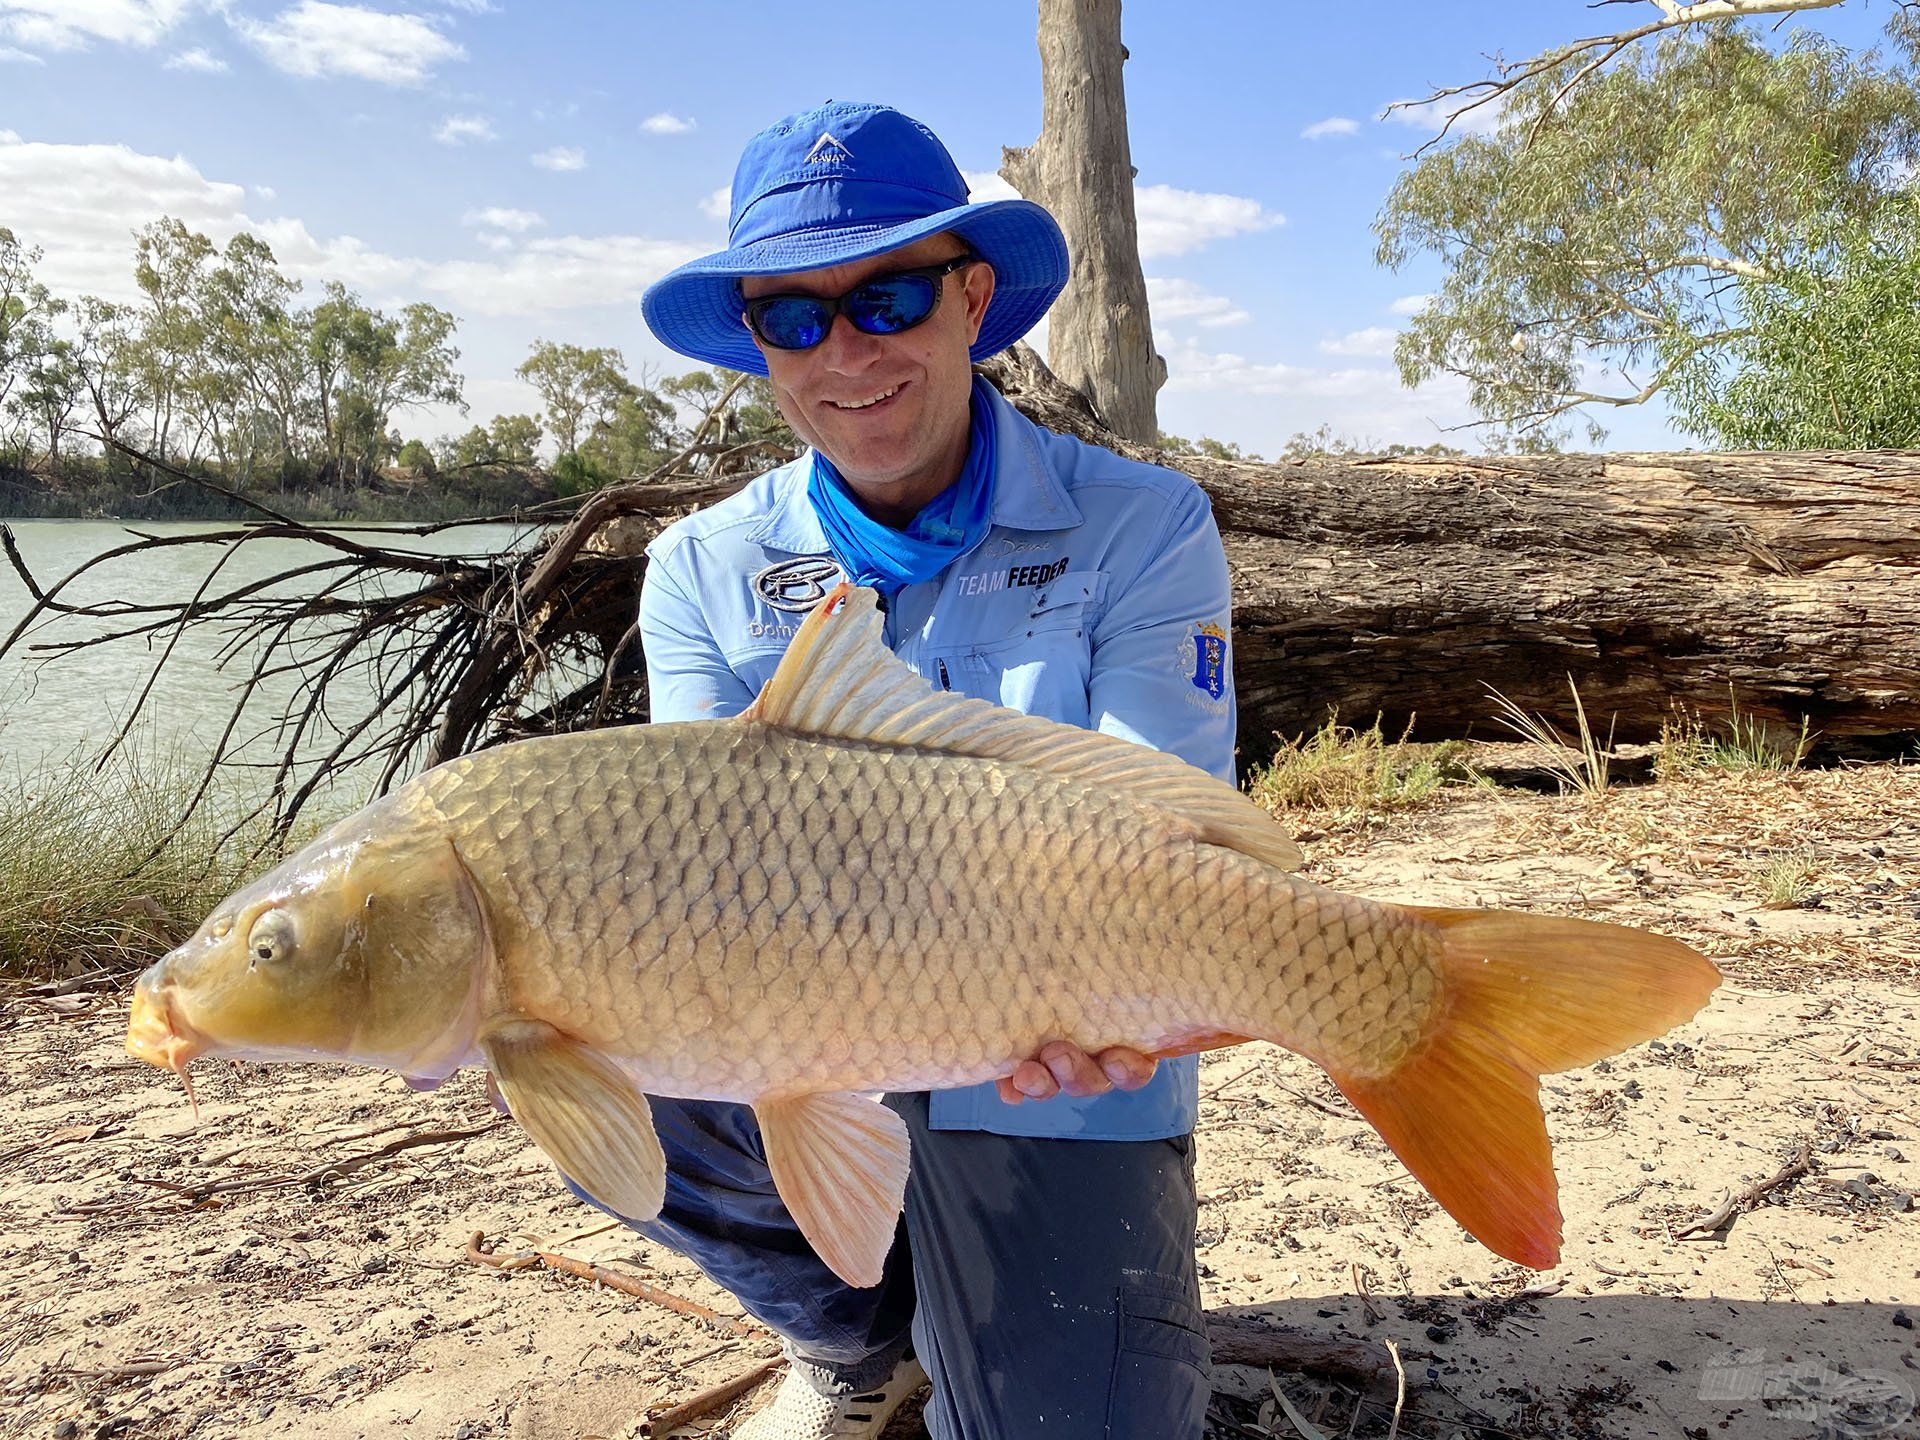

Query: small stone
[[54, 1423, 78, 1439], [360, 1255, 389, 1275], [1893, 1310, 1912, 1330]]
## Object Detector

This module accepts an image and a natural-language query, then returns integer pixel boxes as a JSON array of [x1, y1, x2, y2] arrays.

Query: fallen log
[[980, 346, 1920, 754]]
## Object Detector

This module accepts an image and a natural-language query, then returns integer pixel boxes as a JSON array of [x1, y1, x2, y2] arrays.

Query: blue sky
[[0, 0, 1898, 456]]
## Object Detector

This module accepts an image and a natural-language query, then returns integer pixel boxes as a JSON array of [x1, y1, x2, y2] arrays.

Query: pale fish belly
[[420, 722, 1439, 1101]]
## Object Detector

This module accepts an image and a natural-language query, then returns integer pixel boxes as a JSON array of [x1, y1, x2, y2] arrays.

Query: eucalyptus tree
[[310, 283, 464, 480], [129, 218, 216, 460], [1375, 2, 1920, 442], [1668, 195, 1920, 447], [516, 340, 633, 458], [0, 227, 65, 462]]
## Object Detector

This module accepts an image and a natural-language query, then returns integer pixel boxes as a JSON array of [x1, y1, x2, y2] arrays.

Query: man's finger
[[1041, 1040, 1112, 1099], [1006, 1058, 1058, 1102], [1094, 1046, 1157, 1091]]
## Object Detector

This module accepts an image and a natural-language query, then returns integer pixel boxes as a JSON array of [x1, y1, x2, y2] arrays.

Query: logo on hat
[[804, 130, 853, 164]]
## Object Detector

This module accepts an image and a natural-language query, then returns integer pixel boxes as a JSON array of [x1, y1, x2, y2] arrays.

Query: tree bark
[[976, 347, 1920, 753], [1002, 0, 1164, 443]]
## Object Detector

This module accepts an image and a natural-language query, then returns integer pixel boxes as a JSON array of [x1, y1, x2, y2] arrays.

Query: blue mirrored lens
[[846, 276, 938, 335], [756, 299, 831, 350]]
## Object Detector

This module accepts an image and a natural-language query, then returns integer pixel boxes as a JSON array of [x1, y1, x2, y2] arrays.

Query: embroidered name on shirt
[[955, 556, 1070, 597]]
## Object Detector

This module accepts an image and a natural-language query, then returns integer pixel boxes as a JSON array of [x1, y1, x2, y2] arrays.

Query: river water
[[0, 518, 541, 780]]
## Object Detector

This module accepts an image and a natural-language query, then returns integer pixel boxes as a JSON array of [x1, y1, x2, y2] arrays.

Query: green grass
[[0, 747, 311, 982], [1245, 715, 1475, 820], [1657, 690, 1814, 779]]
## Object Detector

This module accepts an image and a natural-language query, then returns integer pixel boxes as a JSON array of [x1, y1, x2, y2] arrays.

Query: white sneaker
[[733, 1353, 927, 1439]]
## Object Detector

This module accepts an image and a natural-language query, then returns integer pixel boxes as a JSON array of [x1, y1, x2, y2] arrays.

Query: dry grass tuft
[[1246, 715, 1478, 824], [1656, 693, 1815, 779], [1486, 677, 1615, 797], [0, 747, 323, 981]]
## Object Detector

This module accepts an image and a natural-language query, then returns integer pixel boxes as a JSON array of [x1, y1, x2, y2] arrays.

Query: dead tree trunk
[[979, 348, 1920, 754], [1001, 0, 1164, 442]]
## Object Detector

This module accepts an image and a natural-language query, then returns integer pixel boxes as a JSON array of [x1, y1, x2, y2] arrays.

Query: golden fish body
[[410, 721, 1433, 1104], [129, 585, 1719, 1287]]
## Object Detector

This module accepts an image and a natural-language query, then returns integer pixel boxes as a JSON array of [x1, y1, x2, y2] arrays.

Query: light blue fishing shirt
[[638, 383, 1236, 1141]]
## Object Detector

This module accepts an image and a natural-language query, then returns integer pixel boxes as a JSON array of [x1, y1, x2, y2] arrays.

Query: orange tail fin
[[1329, 908, 1720, 1270]]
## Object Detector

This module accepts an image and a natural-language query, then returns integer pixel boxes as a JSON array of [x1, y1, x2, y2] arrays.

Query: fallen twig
[[463, 1231, 758, 1337], [641, 1355, 784, 1436], [1675, 1140, 1815, 1239]]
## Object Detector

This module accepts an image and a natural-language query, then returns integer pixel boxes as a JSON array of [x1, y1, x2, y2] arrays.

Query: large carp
[[127, 584, 1718, 1286]]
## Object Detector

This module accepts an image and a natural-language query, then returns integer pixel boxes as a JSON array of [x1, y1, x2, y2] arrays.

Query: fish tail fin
[[1325, 908, 1719, 1269]]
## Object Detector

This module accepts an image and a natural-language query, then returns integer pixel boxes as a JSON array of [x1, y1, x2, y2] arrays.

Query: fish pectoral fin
[[754, 1092, 909, 1290], [481, 1018, 666, 1223]]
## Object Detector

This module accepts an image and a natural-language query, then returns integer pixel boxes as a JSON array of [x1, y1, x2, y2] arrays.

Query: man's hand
[[996, 1040, 1158, 1106]]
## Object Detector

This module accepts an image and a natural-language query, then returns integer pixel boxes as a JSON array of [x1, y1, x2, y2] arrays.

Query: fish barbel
[[127, 585, 1719, 1286]]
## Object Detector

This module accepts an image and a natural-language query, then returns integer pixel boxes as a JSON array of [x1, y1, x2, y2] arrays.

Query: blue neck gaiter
[[807, 376, 997, 599]]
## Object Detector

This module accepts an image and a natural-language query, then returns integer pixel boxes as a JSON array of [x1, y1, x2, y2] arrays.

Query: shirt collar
[[746, 384, 1082, 554]]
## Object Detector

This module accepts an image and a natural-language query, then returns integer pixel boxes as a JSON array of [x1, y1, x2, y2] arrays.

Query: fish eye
[[246, 910, 297, 966]]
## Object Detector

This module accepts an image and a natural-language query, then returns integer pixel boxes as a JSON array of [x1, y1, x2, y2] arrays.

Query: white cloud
[[1389, 293, 1433, 316], [698, 185, 731, 221], [1382, 96, 1505, 139], [0, 42, 42, 61], [1159, 333, 1475, 446], [1301, 116, 1359, 141], [531, 145, 586, 172], [1135, 185, 1283, 260], [0, 135, 703, 318], [463, 205, 543, 232], [966, 170, 1280, 261], [163, 44, 225, 71], [640, 111, 695, 136], [1144, 277, 1248, 329], [236, 2, 464, 85], [0, 0, 198, 52], [434, 112, 495, 145], [1319, 325, 1398, 359], [963, 169, 1020, 203], [254, 183, 276, 200]]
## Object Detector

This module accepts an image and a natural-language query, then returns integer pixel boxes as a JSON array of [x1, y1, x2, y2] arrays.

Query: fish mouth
[[126, 975, 207, 1077]]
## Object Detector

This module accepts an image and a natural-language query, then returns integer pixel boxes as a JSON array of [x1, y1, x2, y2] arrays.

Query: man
[[615, 100, 1233, 1439]]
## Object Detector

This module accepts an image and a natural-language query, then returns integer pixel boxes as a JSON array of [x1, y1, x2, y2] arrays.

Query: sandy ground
[[2, 766, 1917, 1440]]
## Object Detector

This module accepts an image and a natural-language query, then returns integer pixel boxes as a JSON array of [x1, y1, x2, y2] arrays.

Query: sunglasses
[[741, 254, 978, 352]]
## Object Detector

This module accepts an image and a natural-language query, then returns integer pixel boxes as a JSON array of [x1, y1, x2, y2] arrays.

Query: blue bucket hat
[[642, 101, 1069, 376]]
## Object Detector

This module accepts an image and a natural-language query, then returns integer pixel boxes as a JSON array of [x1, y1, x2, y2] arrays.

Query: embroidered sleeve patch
[[1178, 621, 1229, 701]]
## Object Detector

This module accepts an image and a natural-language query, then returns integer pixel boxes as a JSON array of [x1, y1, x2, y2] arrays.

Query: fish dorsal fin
[[741, 584, 1301, 873]]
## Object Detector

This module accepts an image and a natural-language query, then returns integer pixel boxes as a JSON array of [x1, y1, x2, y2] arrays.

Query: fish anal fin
[[754, 1091, 909, 1290], [1148, 1030, 1254, 1062], [744, 584, 1302, 873], [482, 1018, 666, 1223]]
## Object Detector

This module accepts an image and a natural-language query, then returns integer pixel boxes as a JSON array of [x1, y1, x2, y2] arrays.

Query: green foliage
[[1668, 196, 1920, 447], [1160, 432, 1263, 462], [517, 340, 633, 456], [1376, 19, 1920, 443], [1245, 715, 1474, 820], [1271, 423, 1469, 461], [396, 438, 437, 474], [552, 448, 619, 498], [0, 746, 306, 980]]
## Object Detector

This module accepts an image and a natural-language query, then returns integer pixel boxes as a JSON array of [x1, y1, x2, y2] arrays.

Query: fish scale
[[128, 583, 1719, 1286]]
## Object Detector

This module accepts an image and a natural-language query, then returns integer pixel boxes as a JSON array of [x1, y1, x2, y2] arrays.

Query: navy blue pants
[[570, 1091, 1210, 1439]]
